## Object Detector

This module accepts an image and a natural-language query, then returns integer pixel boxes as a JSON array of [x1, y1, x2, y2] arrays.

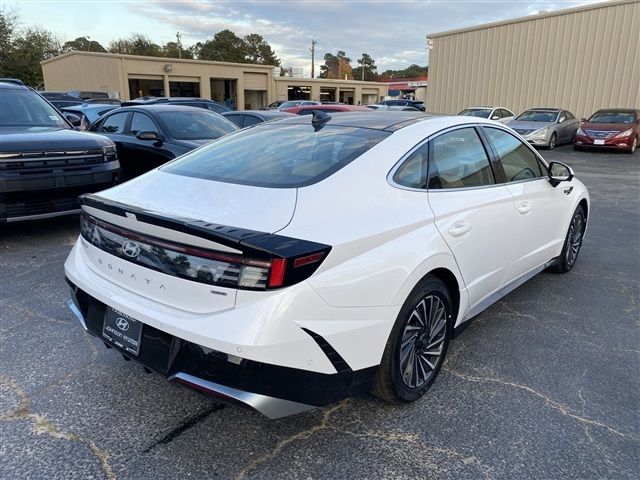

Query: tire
[[548, 133, 557, 150], [627, 136, 637, 154], [549, 205, 586, 273], [372, 275, 452, 403]]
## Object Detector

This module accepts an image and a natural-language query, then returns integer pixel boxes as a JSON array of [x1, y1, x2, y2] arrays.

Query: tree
[[319, 51, 353, 79], [108, 34, 161, 56], [62, 36, 106, 53], [0, 12, 17, 77], [196, 29, 247, 63], [4, 25, 61, 87], [243, 33, 280, 66], [379, 64, 428, 81], [161, 41, 194, 59], [352, 53, 378, 81]]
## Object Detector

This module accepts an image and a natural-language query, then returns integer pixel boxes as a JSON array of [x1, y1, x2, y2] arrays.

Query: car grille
[[514, 129, 535, 135], [0, 148, 115, 172], [584, 130, 618, 139]]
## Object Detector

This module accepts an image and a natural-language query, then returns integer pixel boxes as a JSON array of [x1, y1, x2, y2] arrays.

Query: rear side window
[[224, 114, 243, 127], [243, 115, 262, 127], [483, 127, 544, 181], [99, 112, 128, 133], [162, 124, 389, 188], [393, 144, 428, 189], [428, 128, 495, 189]]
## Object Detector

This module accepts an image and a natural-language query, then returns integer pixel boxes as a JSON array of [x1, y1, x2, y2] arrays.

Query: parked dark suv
[[0, 82, 120, 222]]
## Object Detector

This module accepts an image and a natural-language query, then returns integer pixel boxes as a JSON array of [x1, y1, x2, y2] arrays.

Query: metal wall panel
[[426, 0, 640, 118]]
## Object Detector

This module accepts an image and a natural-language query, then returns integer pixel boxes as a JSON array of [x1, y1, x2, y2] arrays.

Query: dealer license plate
[[594, 139, 605, 145], [103, 307, 143, 356]]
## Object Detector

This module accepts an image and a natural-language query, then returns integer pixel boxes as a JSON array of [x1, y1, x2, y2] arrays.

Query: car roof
[[0, 82, 28, 90], [593, 108, 638, 114], [109, 105, 212, 113], [528, 107, 562, 112], [272, 111, 444, 132], [226, 110, 296, 118]]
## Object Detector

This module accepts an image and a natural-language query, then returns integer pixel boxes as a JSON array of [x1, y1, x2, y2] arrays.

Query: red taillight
[[293, 252, 325, 268], [268, 259, 287, 288]]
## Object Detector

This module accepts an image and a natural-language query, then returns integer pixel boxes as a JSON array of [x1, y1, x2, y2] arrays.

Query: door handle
[[448, 221, 472, 237], [517, 201, 532, 214]]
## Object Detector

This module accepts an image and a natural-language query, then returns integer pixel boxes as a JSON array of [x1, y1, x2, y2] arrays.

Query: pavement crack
[[444, 367, 638, 442], [0, 375, 115, 480], [234, 399, 350, 480], [143, 402, 226, 453]]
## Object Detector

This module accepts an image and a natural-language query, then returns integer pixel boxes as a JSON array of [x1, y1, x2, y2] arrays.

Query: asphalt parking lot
[[1, 145, 638, 480]]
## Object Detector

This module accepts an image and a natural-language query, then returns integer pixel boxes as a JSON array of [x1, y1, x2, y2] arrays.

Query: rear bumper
[[66, 278, 376, 418], [0, 160, 119, 221]]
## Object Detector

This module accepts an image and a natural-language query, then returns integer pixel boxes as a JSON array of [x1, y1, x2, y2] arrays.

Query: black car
[[39, 91, 84, 110], [89, 105, 237, 179], [379, 99, 425, 111], [121, 97, 231, 114], [0, 82, 119, 222], [222, 109, 296, 128]]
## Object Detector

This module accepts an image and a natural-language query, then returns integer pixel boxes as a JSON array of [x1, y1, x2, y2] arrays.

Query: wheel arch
[[429, 267, 460, 334]]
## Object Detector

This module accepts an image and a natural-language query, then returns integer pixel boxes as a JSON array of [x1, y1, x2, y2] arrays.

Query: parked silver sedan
[[458, 106, 515, 124], [507, 108, 579, 150]]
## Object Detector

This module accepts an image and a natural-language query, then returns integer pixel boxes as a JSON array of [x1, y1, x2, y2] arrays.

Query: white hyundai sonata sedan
[[65, 112, 589, 418]]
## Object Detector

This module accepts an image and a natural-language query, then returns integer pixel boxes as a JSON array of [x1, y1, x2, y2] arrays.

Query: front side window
[[483, 127, 544, 182], [130, 112, 158, 135], [243, 115, 262, 127], [428, 128, 494, 189], [99, 112, 129, 133], [224, 114, 243, 127], [162, 123, 389, 188]]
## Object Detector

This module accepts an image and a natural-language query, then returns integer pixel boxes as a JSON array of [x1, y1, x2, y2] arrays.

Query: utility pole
[[176, 31, 182, 59], [361, 55, 365, 81], [310, 39, 317, 78], [87, 36, 91, 52]]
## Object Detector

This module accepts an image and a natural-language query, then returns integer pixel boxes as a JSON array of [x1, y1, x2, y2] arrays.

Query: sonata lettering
[[95, 257, 167, 291]]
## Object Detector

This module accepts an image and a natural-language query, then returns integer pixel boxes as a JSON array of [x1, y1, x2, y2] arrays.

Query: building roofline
[[273, 77, 388, 86], [427, 0, 633, 38], [41, 50, 278, 69]]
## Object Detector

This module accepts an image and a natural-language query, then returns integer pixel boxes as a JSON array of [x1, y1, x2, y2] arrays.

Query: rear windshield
[[588, 111, 636, 124], [157, 110, 237, 140], [162, 123, 389, 188], [0, 89, 69, 129]]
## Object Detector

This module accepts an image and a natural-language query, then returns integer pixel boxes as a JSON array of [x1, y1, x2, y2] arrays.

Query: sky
[[4, 0, 605, 76]]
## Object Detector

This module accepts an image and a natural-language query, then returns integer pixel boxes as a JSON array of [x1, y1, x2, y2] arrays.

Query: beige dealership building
[[41, 52, 388, 109], [426, 0, 640, 118]]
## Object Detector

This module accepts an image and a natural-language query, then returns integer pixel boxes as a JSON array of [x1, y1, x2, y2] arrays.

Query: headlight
[[102, 145, 116, 155], [576, 128, 584, 135], [533, 127, 549, 136], [615, 128, 633, 137]]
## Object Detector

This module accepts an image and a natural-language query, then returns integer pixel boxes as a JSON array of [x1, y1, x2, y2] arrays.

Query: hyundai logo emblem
[[121, 240, 141, 258], [116, 317, 130, 331]]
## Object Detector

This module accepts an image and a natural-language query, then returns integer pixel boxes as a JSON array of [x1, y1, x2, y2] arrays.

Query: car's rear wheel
[[372, 275, 452, 403], [549, 205, 585, 273], [548, 133, 557, 150]]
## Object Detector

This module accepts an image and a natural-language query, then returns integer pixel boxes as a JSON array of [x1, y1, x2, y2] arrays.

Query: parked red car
[[281, 104, 372, 115], [574, 108, 639, 153]]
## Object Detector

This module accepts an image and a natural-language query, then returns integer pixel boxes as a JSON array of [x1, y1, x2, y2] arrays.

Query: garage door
[[244, 73, 268, 90]]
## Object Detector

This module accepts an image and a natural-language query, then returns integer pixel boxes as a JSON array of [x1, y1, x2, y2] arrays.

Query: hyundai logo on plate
[[116, 317, 130, 331], [121, 240, 141, 258]]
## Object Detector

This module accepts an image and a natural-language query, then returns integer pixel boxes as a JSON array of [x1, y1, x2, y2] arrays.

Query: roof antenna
[[311, 110, 331, 131]]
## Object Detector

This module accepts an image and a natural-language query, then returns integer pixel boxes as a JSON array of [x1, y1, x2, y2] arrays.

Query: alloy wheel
[[399, 295, 447, 389], [549, 133, 557, 150], [565, 212, 584, 267]]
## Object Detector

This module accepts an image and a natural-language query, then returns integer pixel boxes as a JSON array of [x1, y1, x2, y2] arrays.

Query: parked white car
[[458, 106, 515, 123], [65, 112, 589, 418]]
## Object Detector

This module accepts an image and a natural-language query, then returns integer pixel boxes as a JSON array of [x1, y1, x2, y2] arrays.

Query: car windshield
[[458, 108, 491, 118], [588, 111, 635, 124], [279, 101, 302, 109], [516, 110, 558, 122], [162, 123, 390, 188], [0, 89, 69, 129], [158, 110, 237, 140]]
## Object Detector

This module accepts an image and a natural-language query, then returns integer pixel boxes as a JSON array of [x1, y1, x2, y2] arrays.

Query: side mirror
[[63, 112, 82, 127], [491, 115, 500, 120], [548, 161, 574, 187], [580, 118, 587, 123], [136, 130, 161, 142]]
